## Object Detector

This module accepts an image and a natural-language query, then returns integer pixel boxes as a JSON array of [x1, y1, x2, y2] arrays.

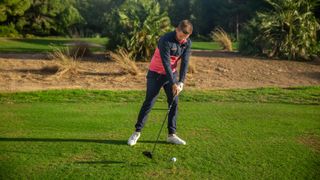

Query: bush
[[0, 24, 21, 37], [211, 27, 233, 51], [239, 19, 263, 56], [48, 46, 81, 78], [239, 0, 320, 60], [108, 48, 140, 76], [106, 0, 171, 61]]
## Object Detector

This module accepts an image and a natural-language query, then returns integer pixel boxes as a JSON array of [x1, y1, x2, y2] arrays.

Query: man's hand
[[172, 82, 184, 96], [177, 82, 184, 92], [172, 84, 179, 96]]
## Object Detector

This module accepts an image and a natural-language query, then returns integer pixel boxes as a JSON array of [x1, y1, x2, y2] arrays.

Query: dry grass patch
[[48, 46, 82, 78], [297, 134, 320, 153], [188, 58, 197, 74], [211, 27, 233, 51], [108, 48, 140, 76]]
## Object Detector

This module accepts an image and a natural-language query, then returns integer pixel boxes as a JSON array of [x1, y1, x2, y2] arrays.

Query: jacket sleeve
[[158, 37, 176, 85], [179, 40, 192, 83]]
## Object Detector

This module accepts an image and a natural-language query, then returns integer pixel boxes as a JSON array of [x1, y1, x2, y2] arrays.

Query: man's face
[[175, 28, 191, 41]]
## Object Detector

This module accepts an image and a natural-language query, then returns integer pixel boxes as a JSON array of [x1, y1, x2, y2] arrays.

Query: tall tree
[[20, 0, 83, 36], [0, 0, 31, 22], [0, 0, 31, 36], [74, 0, 124, 37]]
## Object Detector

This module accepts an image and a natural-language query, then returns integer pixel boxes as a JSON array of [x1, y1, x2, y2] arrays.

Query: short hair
[[177, 20, 193, 35]]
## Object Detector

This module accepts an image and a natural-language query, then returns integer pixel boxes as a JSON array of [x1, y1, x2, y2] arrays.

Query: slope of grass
[[0, 87, 319, 178]]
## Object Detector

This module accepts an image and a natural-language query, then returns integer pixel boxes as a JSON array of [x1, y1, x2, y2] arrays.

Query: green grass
[[0, 86, 319, 105], [192, 41, 238, 51], [0, 37, 237, 53], [0, 87, 319, 179], [0, 37, 108, 53]]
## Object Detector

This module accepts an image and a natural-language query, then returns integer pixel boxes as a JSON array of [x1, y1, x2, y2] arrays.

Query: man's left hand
[[177, 82, 184, 94]]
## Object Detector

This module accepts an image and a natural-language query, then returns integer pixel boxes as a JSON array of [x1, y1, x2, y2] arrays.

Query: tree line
[[0, 0, 284, 38], [1, 0, 319, 60]]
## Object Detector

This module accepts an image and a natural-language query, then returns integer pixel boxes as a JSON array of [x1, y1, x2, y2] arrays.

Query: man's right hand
[[172, 83, 183, 96], [172, 84, 179, 96]]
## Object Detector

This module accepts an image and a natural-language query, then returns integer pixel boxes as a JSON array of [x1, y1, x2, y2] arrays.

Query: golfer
[[128, 20, 193, 146]]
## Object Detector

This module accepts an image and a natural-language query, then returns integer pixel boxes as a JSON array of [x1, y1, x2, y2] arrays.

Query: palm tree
[[107, 0, 171, 61], [258, 0, 319, 60], [240, 0, 320, 60]]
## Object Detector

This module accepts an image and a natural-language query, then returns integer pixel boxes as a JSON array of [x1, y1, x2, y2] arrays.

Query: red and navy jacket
[[149, 31, 192, 85]]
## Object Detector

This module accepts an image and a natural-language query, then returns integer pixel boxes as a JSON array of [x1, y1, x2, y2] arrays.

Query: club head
[[143, 151, 153, 159]]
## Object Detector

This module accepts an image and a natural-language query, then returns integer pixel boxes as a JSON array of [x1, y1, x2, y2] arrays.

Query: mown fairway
[[0, 37, 108, 53], [0, 87, 319, 179], [0, 37, 235, 53]]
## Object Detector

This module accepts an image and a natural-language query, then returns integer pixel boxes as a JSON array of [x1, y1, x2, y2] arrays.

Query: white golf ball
[[171, 157, 177, 162]]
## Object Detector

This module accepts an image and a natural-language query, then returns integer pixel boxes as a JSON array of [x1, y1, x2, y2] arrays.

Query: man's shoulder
[[187, 38, 192, 45], [160, 31, 175, 41]]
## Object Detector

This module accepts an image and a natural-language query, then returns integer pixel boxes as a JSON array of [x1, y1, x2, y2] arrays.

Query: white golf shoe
[[167, 134, 186, 145], [127, 132, 140, 146]]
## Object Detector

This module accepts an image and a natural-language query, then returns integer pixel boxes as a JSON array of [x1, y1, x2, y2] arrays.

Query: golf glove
[[177, 82, 184, 94]]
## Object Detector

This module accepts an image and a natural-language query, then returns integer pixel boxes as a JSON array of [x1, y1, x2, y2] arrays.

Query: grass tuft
[[107, 48, 140, 76], [211, 27, 233, 51], [48, 46, 82, 78]]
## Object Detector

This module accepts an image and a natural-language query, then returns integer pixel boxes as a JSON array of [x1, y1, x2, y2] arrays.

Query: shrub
[[48, 46, 81, 78], [210, 27, 233, 51], [106, 0, 171, 61], [0, 23, 21, 37], [239, 19, 264, 56], [239, 0, 320, 60], [108, 48, 140, 76]]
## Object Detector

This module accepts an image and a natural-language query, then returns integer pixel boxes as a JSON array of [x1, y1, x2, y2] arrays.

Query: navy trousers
[[135, 70, 178, 134]]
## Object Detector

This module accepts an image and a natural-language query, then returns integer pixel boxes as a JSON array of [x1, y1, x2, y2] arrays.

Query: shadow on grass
[[0, 137, 127, 145], [82, 71, 125, 76], [0, 68, 124, 76], [74, 161, 147, 167], [0, 137, 167, 145], [75, 160, 125, 165]]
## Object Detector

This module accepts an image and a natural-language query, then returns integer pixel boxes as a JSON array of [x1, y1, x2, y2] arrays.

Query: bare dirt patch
[[0, 50, 319, 92], [297, 134, 320, 153]]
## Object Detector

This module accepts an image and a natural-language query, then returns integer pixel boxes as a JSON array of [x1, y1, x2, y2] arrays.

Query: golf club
[[143, 95, 177, 159]]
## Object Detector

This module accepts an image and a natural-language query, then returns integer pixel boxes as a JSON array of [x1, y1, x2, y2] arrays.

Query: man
[[128, 20, 193, 146]]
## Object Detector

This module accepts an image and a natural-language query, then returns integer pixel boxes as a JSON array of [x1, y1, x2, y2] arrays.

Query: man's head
[[175, 20, 193, 41]]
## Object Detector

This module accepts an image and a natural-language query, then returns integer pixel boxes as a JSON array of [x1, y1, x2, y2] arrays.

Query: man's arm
[[159, 38, 176, 85], [179, 40, 192, 83]]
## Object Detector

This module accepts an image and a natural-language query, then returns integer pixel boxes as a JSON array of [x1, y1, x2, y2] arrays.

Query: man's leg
[[163, 73, 186, 145], [163, 83, 178, 134], [134, 71, 163, 132]]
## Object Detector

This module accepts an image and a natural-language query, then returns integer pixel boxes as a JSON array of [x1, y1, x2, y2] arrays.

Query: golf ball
[[171, 157, 177, 162]]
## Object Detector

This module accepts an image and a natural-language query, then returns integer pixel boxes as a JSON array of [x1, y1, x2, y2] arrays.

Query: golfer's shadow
[[0, 137, 152, 167], [74, 160, 146, 167], [0, 137, 167, 145], [0, 137, 126, 145]]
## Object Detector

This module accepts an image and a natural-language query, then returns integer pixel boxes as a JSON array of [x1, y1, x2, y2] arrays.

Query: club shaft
[[151, 96, 176, 154]]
